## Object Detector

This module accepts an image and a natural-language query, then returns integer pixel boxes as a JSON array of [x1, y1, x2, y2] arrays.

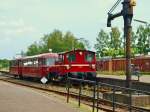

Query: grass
[[97, 71, 126, 76], [0, 67, 9, 72]]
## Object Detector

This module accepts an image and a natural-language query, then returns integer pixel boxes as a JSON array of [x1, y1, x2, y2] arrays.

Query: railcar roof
[[16, 53, 58, 60]]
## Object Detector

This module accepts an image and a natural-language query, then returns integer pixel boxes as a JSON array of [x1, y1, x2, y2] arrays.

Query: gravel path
[[0, 81, 80, 112]]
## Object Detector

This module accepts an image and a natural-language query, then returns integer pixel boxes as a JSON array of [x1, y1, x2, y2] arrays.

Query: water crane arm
[[107, 11, 122, 27], [107, 0, 123, 27]]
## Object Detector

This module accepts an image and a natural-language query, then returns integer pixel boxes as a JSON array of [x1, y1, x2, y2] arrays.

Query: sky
[[0, 0, 149, 59]]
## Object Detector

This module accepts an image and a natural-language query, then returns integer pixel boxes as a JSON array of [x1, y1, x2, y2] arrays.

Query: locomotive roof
[[58, 49, 95, 55], [16, 53, 58, 60]]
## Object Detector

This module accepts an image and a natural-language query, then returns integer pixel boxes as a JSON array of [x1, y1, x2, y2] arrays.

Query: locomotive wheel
[[47, 72, 60, 82]]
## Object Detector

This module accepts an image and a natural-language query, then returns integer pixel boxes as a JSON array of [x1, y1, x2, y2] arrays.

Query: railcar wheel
[[18, 75, 23, 79], [14, 75, 17, 78]]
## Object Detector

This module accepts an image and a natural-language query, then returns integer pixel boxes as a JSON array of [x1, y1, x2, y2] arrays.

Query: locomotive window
[[85, 53, 94, 62], [67, 53, 76, 62], [58, 55, 64, 62]]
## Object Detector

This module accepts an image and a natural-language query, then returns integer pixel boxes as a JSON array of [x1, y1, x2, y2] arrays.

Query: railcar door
[[38, 58, 46, 78], [10, 60, 19, 75], [18, 60, 22, 76], [32, 58, 39, 77]]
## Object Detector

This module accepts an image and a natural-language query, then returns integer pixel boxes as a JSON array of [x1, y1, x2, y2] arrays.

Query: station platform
[[0, 81, 80, 112]]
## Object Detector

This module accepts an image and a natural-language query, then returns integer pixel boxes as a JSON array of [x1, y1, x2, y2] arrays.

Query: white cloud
[[0, 18, 24, 27], [0, 18, 36, 37], [9, 19, 25, 27], [4, 26, 36, 35]]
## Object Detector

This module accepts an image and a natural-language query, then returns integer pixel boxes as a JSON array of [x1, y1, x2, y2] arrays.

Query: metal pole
[[129, 91, 132, 112], [78, 79, 82, 107], [96, 83, 100, 112], [79, 74, 84, 107], [92, 82, 96, 112], [112, 86, 116, 112], [67, 73, 70, 103], [125, 24, 132, 88], [123, 0, 133, 88]]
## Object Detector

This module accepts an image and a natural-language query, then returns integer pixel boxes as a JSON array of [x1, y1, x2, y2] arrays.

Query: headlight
[[66, 65, 70, 70]]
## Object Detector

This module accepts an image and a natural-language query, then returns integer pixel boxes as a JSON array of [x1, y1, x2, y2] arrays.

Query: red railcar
[[9, 50, 96, 81]]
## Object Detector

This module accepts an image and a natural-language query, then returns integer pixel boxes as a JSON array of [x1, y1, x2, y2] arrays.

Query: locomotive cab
[[63, 50, 96, 80]]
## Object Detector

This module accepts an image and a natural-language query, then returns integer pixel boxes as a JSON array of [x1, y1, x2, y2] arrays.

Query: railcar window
[[38, 58, 43, 66], [33, 59, 38, 67], [19, 61, 22, 66], [85, 53, 94, 62], [12, 61, 18, 67], [46, 58, 55, 66], [27, 60, 33, 66], [67, 53, 76, 62], [23, 60, 28, 66], [23, 59, 35, 67]]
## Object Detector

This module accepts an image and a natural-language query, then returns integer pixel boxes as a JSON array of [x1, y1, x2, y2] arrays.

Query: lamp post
[[134, 19, 149, 25], [49, 49, 52, 53]]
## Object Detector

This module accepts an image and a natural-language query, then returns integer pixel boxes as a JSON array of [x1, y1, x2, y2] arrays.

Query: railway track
[[0, 71, 150, 112], [96, 77, 150, 92]]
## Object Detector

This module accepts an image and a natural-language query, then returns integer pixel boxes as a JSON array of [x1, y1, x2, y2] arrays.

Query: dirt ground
[[0, 81, 90, 112]]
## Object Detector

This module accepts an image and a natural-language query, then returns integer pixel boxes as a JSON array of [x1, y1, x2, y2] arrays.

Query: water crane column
[[107, 0, 136, 88]]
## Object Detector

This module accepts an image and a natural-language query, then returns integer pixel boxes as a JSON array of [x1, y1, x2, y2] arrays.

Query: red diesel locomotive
[[9, 49, 96, 81]]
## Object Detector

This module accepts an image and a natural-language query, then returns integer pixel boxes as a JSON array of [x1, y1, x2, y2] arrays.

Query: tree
[[42, 29, 64, 53], [94, 30, 110, 57], [26, 42, 40, 56], [63, 32, 85, 51], [136, 25, 150, 54], [109, 27, 121, 57], [130, 31, 138, 56], [0, 59, 9, 69], [26, 29, 87, 56], [95, 25, 150, 58]]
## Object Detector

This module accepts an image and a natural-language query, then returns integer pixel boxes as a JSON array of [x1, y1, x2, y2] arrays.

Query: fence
[[96, 57, 150, 72], [66, 77, 150, 112]]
